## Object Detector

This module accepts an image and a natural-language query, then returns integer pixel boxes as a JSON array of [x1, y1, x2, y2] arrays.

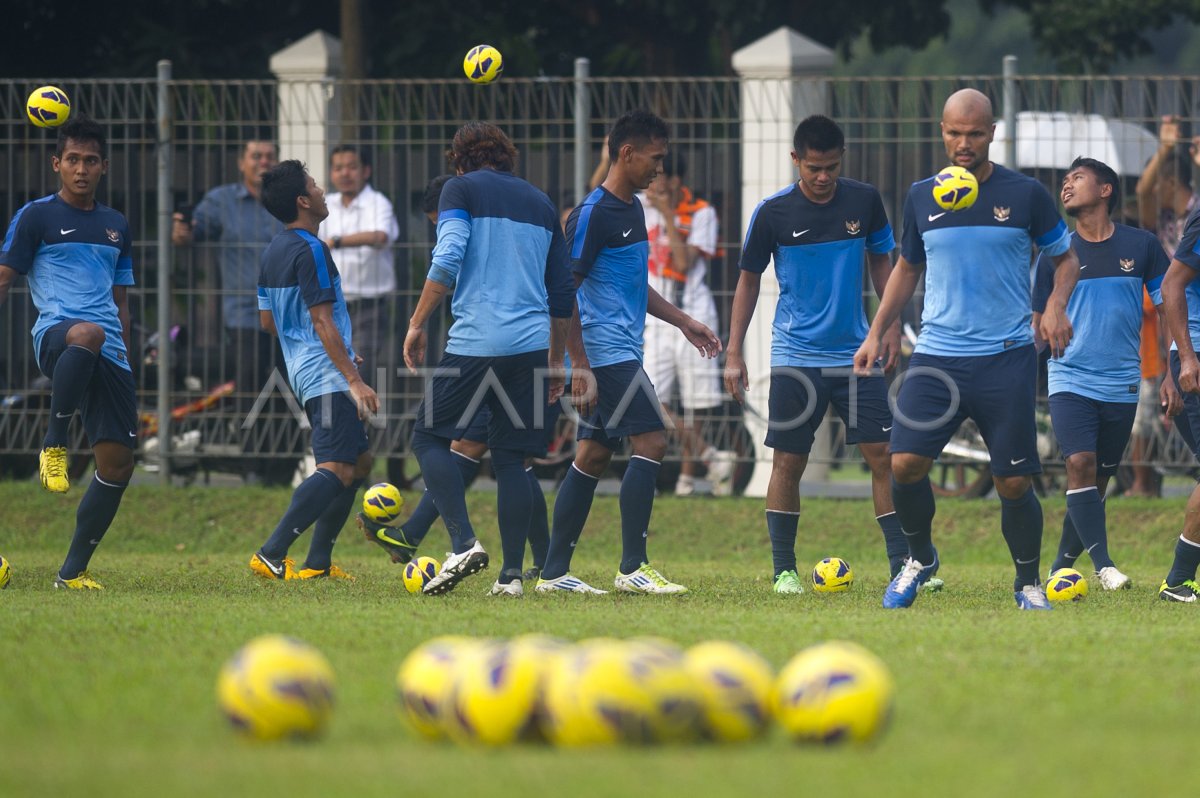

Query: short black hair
[[56, 116, 106, 159], [421, 174, 454, 215], [1069, 156, 1120, 215], [260, 159, 309, 224], [330, 143, 372, 168], [607, 110, 670, 162], [793, 115, 844, 158], [662, 151, 687, 179]]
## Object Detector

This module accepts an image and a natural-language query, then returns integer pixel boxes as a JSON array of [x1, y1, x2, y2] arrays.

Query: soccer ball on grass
[[402, 556, 440, 594], [1046, 568, 1088, 602], [811, 557, 854, 593], [216, 635, 336, 741], [772, 640, 894, 745]]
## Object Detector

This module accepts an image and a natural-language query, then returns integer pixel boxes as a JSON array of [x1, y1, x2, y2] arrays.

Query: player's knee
[[859, 443, 892, 475], [452, 439, 489, 461], [631, 431, 668, 462], [1064, 453, 1097, 487], [65, 322, 105, 353], [891, 453, 930, 484], [771, 450, 807, 482], [353, 453, 374, 481], [574, 442, 612, 477], [317, 462, 355, 487], [993, 474, 1032, 499]]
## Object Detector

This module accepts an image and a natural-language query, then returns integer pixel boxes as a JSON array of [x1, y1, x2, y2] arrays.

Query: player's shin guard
[[541, 464, 600, 580], [619, 455, 659, 574], [399, 450, 482, 549], [527, 467, 549, 569], [766, 509, 800, 578], [876, 511, 908, 578], [260, 468, 344, 560], [1000, 487, 1044, 589], [45, 345, 97, 448], [1064, 487, 1113, 570], [304, 478, 362, 571], [59, 473, 127, 579], [1165, 534, 1200, 587], [891, 476, 937, 566], [411, 430, 477, 554], [492, 448, 532, 582]]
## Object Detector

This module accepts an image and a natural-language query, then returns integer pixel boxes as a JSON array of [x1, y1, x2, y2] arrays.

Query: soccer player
[[402, 123, 573, 597], [854, 88, 1081, 610], [1031, 157, 1170, 590], [249, 160, 378, 581], [726, 114, 908, 594], [537, 109, 722, 595], [0, 117, 135, 589]]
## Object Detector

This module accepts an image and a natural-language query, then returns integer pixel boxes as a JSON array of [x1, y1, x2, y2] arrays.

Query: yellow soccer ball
[[362, 482, 404, 524], [395, 636, 480, 740], [402, 556, 440, 594], [773, 641, 895, 745], [932, 165, 979, 211], [1046, 568, 1088, 602], [0, 555, 11, 589], [811, 557, 854, 593], [539, 640, 623, 747], [216, 635, 336, 741], [27, 86, 71, 128], [463, 44, 504, 84], [443, 641, 543, 746], [684, 641, 774, 743]]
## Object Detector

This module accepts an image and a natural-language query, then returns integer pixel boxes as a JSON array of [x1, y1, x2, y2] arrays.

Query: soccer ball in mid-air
[[932, 165, 979, 211], [402, 556, 440, 594], [362, 482, 404, 524], [1046, 568, 1088, 602], [216, 635, 336, 741], [27, 86, 71, 128], [0, 555, 11, 589], [772, 641, 895, 745], [463, 44, 503, 84], [684, 641, 774, 743], [811, 557, 854, 593]]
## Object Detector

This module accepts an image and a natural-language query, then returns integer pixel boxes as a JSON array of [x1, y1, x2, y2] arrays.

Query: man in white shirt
[[319, 145, 401, 470], [639, 153, 733, 495]]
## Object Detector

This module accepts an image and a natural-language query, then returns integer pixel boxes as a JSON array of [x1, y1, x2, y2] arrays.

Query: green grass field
[[2, 482, 1193, 797]]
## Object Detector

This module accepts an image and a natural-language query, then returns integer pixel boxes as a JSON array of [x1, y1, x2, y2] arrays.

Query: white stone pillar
[[732, 27, 834, 498], [269, 30, 342, 191]]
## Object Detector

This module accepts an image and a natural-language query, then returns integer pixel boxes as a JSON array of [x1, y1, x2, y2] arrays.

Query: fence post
[[1003, 55, 1017, 171], [156, 59, 172, 485], [270, 30, 342, 191], [574, 58, 590, 204], [732, 27, 833, 498]]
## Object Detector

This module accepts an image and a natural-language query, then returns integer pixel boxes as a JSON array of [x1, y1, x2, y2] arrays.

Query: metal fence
[[0, 73, 1196, 491]]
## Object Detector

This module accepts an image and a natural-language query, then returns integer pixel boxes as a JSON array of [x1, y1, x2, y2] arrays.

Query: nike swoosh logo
[[89, 539, 101, 546], [1010, 458, 1027, 465], [882, 425, 893, 432], [928, 213, 947, 222], [128, 431, 137, 438], [622, 229, 632, 237], [56, 412, 72, 419], [1080, 265, 1088, 270], [258, 556, 283, 576], [60, 228, 76, 235], [792, 229, 810, 238], [1101, 462, 1117, 468], [1015, 557, 1039, 565]]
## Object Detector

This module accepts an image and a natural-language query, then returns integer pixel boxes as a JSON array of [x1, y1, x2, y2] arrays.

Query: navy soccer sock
[[542, 464, 600, 580], [765, 510, 799, 578], [619, 455, 660, 575], [1051, 511, 1083, 574], [304, 478, 363, 571], [877, 511, 908, 579], [1064, 487, 1113, 571], [59, 473, 128, 579], [526, 467, 549, 569], [400, 450, 481, 548], [45, 345, 97, 449], [1000, 487, 1044, 589], [891, 477, 937, 566], [411, 431, 477, 554], [493, 448, 532, 582], [1165, 535, 1200, 587], [260, 468, 345, 561]]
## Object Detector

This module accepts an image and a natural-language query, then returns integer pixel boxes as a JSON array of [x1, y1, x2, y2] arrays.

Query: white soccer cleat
[[534, 573, 608, 594], [1095, 566, 1132, 591], [488, 578, 523, 597], [706, 449, 736, 495], [422, 540, 489, 595], [614, 563, 688, 595]]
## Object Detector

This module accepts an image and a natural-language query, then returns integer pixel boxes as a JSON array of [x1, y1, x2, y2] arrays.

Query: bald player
[[855, 89, 1082, 610]]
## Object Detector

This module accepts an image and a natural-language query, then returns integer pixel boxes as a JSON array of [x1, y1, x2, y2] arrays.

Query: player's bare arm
[[309, 301, 378, 419], [548, 315, 569, 404], [0, 264, 16, 307], [404, 278, 450, 373], [259, 309, 278, 337], [646, 285, 721, 358], [866, 250, 902, 372], [1154, 303, 1182, 416], [1162, 259, 1200, 393], [724, 270, 761, 405], [566, 273, 596, 416], [1038, 247, 1082, 359], [855, 255, 923, 376]]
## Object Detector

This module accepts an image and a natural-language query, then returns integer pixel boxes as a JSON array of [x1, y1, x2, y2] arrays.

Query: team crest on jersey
[[845, 219, 861, 235], [1120, 258, 1134, 272], [106, 228, 120, 243], [993, 206, 1011, 222]]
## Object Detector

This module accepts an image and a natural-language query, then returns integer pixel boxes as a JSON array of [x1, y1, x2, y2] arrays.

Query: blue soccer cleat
[[1014, 583, 1053, 610], [882, 554, 939, 609]]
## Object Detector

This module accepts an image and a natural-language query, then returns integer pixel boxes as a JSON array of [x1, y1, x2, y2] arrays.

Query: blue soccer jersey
[[565, 187, 651, 368], [0, 193, 134, 371], [257, 229, 355, 405], [901, 164, 1070, 356], [739, 179, 895, 367], [1171, 203, 1200, 349], [1033, 225, 1167, 403], [430, 169, 572, 357]]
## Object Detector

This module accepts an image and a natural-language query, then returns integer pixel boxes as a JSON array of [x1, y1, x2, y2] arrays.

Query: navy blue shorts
[[1048, 392, 1136, 476], [1170, 352, 1200, 461], [38, 319, 138, 450], [305, 391, 369, 465], [890, 345, 1040, 476], [576, 360, 666, 450], [764, 367, 892, 455], [414, 349, 551, 456]]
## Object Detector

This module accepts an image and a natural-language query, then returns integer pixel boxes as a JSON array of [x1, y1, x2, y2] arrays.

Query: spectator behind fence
[[172, 139, 293, 484], [638, 153, 734, 496], [317, 145, 402, 479]]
